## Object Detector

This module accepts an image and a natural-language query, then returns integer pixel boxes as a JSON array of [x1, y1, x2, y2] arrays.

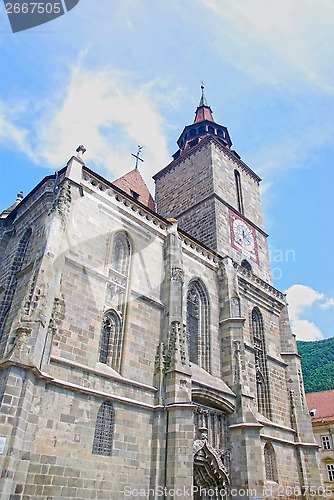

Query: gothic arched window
[[16, 227, 32, 268], [99, 232, 131, 372], [99, 310, 122, 371], [187, 280, 210, 372], [92, 401, 115, 456], [264, 442, 278, 482], [0, 227, 32, 336], [111, 233, 131, 276], [252, 307, 271, 418], [234, 170, 244, 215]]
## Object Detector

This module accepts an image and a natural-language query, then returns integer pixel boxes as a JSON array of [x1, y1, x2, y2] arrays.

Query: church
[[0, 88, 323, 499]]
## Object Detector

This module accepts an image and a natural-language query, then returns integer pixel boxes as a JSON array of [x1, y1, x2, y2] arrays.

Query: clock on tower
[[229, 210, 259, 264]]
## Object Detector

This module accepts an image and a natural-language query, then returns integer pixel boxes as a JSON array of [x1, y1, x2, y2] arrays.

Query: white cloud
[[202, 0, 334, 91], [320, 298, 334, 310], [0, 64, 173, 194], [285, 284, 325, 341], [32, 65, 171, 191], [286, 284, 324, 321], [0, 110, 30, 154], [290, 319, 324, 342]]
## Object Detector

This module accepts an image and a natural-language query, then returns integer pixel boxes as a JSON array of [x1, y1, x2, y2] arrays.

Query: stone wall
[[0, 157, 323, 498]]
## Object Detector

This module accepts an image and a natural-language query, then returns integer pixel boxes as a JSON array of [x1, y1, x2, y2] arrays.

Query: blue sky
[[0, 0, 333, 341]]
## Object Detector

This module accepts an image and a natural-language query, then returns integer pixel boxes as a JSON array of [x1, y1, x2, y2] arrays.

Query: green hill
[[297, 337, 334, 393]]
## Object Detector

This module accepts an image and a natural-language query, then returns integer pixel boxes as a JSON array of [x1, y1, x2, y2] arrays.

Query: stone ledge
[[49, 355, 157, 393]]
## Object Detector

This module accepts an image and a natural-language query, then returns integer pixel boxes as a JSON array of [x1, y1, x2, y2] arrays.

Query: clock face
[[233, 219, 255, 250], [229, 210, 259, 263]]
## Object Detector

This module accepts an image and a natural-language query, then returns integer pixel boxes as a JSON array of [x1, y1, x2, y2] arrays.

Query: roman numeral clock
[[229, 210, 259, 264]]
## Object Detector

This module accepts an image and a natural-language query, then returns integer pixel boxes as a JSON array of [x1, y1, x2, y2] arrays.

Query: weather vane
[[131, 145, 144, 170]]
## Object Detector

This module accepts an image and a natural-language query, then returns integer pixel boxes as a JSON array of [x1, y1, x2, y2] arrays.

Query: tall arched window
[[234, 170, 244, 215], [187, 280, 210, 372], [0, 227, 32, 335], [264, 442, 278, 482], [92, 401, 115, 456], [99, 310, 122, 371], [252, 307, 271, 418], [99, 232, 131, 371], [15, 227, 32, 268], [111, 233, 131, 276]]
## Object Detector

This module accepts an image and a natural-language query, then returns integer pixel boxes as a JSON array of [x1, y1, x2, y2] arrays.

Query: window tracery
[[187, 280, 210, 371], [252, 307, 271, 418], [92, 401, 115, 456]]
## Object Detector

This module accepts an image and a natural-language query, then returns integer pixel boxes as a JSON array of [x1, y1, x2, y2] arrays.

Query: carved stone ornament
[[193, 434, 229, 488], [171, 267, 184, 282], [233, 340, 241, 384], [49, 182, 72, 226], [21, 270, 38, 317], [256, 368, 264, 385], [48, 297, 60, 336], [20, 274, 48, 327], [217, 260, 227, 283], [6, 326, 32, 361], [155, 341, 165, 372], [165, 320, 189, 371]]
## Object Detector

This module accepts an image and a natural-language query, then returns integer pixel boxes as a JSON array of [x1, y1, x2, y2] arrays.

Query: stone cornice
[[257, 419, 295, 433], [82, 168, 168, 233], [244, 343, 289, 368], [219, 318, 246, 326], [229, 422, 263, 430], [50, 354, 157, 393], [153, 135, 261, 183], [234, 262, 285, 302], [180, 232, 220, 268], [280, 351, 301, 359]]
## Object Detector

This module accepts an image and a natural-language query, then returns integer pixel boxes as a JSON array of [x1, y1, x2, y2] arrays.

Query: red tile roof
[[194, 105, 214, 124], [306, 390, 334, 423], [112, 169, 155, 211]]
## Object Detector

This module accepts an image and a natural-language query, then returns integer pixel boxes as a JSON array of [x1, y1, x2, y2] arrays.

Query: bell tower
[[153, 86, 272, 283]]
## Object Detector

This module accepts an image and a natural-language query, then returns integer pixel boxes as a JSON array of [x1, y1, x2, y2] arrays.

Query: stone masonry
[[0, 94, 324, 499]]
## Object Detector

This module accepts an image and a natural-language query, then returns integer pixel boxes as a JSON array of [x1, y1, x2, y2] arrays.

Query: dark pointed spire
[[194, 83, 214, 123], [198, 82, 208, 107]]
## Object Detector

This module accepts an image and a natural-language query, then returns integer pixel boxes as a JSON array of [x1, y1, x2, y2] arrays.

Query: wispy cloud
[[202, 0, 334, 91], [246, 131, 316, 178], [320, 298, 334, 310], [0, 64, 174, 192], [0, 107, 30, 154], [34, 65, 170, 183]]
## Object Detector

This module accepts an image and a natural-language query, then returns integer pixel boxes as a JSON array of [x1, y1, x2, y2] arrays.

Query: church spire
[[198, 82, 208, 107], [194, 83, 214, 124], [168, 86, 233, 161]]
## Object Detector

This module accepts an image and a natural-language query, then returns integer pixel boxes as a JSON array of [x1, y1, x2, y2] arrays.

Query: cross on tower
[[131, 146, 144, 170]]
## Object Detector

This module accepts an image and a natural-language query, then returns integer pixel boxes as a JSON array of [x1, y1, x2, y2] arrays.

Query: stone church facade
[[0, 90, 323, 499]]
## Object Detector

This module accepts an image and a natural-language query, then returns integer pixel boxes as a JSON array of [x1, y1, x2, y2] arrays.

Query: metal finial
[[131, 145, 144, 170], [76, 145, 86, 156], [199, 82, 208, 107], [16, 191, 23, 202]]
